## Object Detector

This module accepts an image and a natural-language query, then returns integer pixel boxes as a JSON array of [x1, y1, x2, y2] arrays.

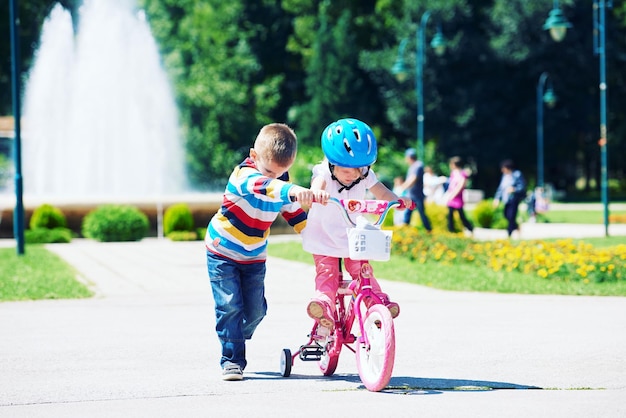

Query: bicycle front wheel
[[318, 329, 340, 376], [355, 304, 395, 391]]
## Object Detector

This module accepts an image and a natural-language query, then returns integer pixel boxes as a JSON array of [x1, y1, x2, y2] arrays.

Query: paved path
[[0, 231, 625, 417], [472, 221, 626, 240]]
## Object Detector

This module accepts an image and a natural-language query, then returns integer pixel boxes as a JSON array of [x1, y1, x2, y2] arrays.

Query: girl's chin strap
[[329, 163, 370, 193]]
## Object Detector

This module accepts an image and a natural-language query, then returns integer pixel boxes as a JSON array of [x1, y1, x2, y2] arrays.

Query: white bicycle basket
[[347, 224, 393, 261]]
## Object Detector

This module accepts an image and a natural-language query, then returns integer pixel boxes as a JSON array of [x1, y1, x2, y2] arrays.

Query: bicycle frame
[[297, 262, 377, 358]]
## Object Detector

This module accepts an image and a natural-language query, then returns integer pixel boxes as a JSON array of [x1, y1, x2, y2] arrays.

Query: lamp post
[[544, 0, 610, 236], [594, 0, 610, 237], [536, 72, 557, 188], [9, 0, 25, 255], [392, 11, 446, 163]]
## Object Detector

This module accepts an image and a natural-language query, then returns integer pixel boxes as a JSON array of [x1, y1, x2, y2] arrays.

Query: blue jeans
[[503, 200, 520, 236], [206, 251, 267, 370], [404, 197, 432, 231]]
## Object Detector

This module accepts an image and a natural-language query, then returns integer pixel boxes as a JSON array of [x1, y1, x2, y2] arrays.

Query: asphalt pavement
[[0, 224, 625, 417]]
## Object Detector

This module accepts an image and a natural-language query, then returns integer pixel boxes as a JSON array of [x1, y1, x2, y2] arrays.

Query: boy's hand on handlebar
[[289, 188, 330, 206], [291, 186, 315, 207], [312, 190, 330, 205]]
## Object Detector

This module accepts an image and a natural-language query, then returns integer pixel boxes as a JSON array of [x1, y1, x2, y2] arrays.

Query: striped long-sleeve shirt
[[205, 158, 307, 263]]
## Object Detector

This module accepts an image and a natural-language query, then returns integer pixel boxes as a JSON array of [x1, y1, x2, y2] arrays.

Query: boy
[[301, 118, 411, 331], [205, 123, 317, 381]]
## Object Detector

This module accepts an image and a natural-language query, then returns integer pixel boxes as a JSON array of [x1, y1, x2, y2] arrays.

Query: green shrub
[[82, 205, 149, 242], [473, 199, 509, 229], [167, 230, 199, 241], [473, 199, 496, 228], [196, 227, 207, 240], [405, 202, 464, 233], [163, 203, 195, 236], [492, 216, 508, 230], [30, 204, 67, 229], [0, 154, 11, 189], [25, 227, 73, 244], [431, 203, 461, 233]]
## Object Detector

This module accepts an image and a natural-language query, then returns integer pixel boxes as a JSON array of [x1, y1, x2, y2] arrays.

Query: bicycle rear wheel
[[355, 304, 395, 391]]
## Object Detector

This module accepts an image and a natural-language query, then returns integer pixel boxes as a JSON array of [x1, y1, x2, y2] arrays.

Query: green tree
[[283, 0, 392, 144], [139, 0, 283, 188], [295, 6, 361, 142], [374, 0, 626, 197], [3, 0, 626, 199]]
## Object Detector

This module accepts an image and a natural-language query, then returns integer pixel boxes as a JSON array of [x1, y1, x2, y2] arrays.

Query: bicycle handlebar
[[292, 195, 415, 227], [327, 198, 411, 227]]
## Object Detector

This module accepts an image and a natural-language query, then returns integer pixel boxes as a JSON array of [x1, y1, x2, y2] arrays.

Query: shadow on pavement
[[385, 376, 542, 393], [246, 372, 541, 393]]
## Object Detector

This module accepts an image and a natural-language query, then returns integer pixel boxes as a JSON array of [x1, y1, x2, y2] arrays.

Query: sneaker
[[375, 293, 400, 319], [386, 302, 400, 319], [307, 299, 334, 330], [222, 364, 243, 381]]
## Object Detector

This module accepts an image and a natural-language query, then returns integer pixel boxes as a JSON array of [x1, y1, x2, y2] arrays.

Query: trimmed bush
[[473, 199, 497, 228], [473, 199, 508, 229], [25, 227, 73, 244], [163, 203, 195, 236], [30, 204, 67, 229], [384, 202, 465, 233], [405, 202, 463, 233], [167, 230, 198, 241], [24, 204, 73, 243], [82, 205, 149, 242]]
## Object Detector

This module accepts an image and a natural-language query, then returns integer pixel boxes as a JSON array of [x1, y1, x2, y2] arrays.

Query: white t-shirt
[[424, 172, 447, 204], [301, 162, 379, 257]]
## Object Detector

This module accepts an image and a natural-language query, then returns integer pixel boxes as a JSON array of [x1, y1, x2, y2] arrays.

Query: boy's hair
[[254, 123, 297, 166]]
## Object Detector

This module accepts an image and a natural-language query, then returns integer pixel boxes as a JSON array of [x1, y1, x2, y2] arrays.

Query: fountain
[[0, 0, 221, 238], [22, 0, 186, 199]]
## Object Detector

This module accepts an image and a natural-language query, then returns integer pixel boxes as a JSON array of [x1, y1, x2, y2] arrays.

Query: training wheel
[[280, 348, 292, 377]]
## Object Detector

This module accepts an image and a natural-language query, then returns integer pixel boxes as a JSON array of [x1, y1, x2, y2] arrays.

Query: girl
[[301, 118, 412, 330]]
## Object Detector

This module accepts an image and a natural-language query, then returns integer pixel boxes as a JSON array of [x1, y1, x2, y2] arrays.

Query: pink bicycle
[[280, 197, 411, 392]]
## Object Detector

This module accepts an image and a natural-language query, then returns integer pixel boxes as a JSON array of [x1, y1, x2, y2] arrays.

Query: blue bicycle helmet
[[321, 118, 378, 168]]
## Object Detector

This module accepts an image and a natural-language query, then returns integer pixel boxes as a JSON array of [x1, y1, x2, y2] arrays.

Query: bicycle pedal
[[299, 344, 324, 361]]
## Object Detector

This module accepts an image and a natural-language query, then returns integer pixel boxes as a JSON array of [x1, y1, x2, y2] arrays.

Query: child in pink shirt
[[443, 156, 474, 233]]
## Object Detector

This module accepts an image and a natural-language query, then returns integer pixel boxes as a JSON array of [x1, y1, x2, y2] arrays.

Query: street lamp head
[[543, 88, 557, 108], [392, 38, 409, 82], [543, 7, 572, 42], [430, 28, 447, 56], [392, 57, 408, 82]]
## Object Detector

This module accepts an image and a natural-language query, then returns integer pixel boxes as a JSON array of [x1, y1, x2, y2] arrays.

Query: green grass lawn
[[565, 235, 626, 248], [541, 210, 626, 224], [0, 246, 93, 301]]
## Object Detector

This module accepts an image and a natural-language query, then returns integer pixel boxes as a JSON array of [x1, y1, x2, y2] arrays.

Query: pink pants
[[312, 254, 386, 312]]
